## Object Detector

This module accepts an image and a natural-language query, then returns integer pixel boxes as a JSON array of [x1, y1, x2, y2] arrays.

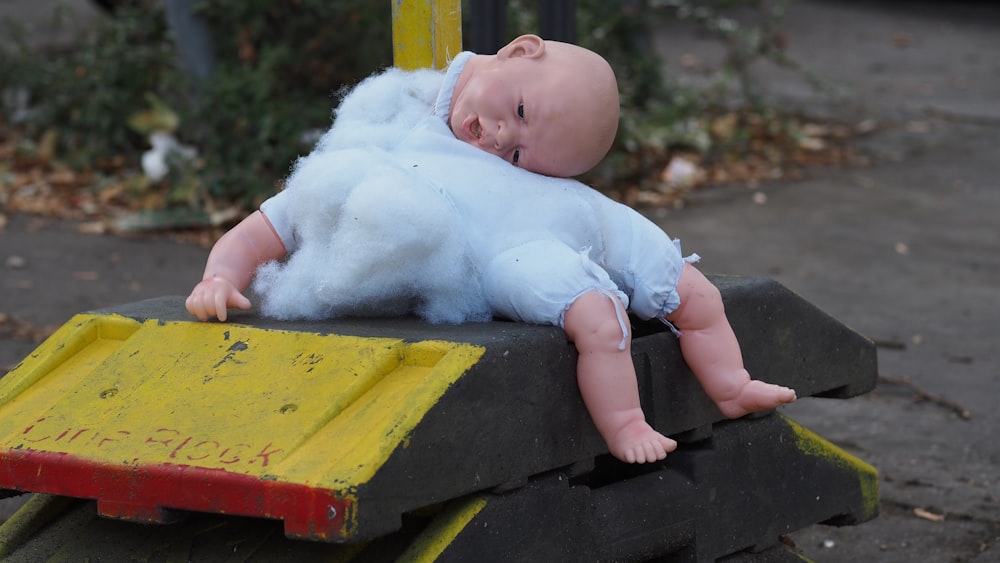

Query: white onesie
[[255, 53, 695, 328]]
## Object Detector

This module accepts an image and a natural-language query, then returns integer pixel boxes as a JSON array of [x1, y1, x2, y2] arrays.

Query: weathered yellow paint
[[272, 339, 485, 487], [396, 495, 489, 562], [0, 314, 140, 412], [0, 313, 484, 486], [392, 0, 462, 70], [782, 414, 880, 521]]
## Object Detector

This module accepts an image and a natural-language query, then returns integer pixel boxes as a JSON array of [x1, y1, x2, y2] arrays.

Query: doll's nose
[[494, 122, 513, 151]]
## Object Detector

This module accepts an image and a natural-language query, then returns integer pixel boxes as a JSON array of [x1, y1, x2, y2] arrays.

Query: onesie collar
[[434, 51, 474, 121]]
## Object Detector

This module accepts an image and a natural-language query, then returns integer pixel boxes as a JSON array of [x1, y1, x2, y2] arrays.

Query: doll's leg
[[666, 264, 796, 418], [564, 291, 677, 463]]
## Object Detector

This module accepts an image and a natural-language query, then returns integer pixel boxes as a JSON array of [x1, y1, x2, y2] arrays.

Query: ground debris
[[912, 507, 946, 522], [0, 118, 232, 236], [0, 313, 58, 344], [3, 109, 868, 232], [878, 374, 973, 420], [603, 109, 868, 208]]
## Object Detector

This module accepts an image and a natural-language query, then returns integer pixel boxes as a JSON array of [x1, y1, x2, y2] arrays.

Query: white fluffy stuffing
[[251, 68, 491, 324], [315, 67, 442, 153]]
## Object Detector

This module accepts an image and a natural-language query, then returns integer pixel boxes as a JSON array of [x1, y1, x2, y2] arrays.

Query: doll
[[186, 35, 796, 464]]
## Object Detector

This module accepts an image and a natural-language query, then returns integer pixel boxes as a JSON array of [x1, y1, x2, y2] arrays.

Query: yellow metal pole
[[392, 0, 462, 70]]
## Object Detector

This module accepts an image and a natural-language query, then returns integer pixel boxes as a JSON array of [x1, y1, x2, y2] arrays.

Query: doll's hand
[[185, 276, 252, 322]]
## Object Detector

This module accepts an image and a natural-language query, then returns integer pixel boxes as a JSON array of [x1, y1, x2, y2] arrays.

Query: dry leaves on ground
[[2, 110, 870, 235], [0, 313, 58, 344], [618, 111, 870, 208]]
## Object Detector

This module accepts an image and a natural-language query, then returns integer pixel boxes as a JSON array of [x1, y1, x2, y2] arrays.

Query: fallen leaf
[[710, 113, 739, 141], [71, 271, 100, 281], [36, 129, 58, 165], [801, 123, 830, 137], [76, 221, 107, 235], [913, 507, 945, 522], [47, 168, 78, 188], [798, 137, 826, 151]]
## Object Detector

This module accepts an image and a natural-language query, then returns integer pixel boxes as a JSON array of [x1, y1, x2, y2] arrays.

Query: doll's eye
[[512, 149, 521, 165], [517, 103, 524, 119]]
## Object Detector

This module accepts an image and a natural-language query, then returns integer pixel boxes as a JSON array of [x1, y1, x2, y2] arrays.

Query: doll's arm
[[185, 210, 287, 321]]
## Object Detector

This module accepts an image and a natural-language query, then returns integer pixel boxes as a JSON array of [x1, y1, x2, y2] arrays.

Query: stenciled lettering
[[14, 420, 284, 469]]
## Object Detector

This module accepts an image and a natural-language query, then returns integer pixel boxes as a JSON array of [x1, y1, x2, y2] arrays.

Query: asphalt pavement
[[649, 2, 1000, 561], [1, 1, 998, 561]]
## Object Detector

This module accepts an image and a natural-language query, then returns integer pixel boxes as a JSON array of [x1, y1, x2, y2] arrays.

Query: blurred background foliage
[[0, 0, 824, 224]]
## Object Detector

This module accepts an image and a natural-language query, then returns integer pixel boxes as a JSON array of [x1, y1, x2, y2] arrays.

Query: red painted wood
[[0, 448, 354, 541]]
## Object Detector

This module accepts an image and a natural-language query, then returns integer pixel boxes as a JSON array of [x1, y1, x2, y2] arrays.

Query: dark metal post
[[466, 0, 507, 54], [539, 0, 576, 43]]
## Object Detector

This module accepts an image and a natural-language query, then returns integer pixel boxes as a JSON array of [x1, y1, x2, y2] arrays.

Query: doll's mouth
[[470, 119, 483, 140]]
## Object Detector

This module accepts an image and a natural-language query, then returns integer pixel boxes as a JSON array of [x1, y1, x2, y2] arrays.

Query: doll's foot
[[607, 418, 678, 464], [715, 379, 797, 419]]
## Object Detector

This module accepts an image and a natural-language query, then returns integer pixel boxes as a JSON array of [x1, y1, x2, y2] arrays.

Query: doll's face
[[449, 35, 620, 178]]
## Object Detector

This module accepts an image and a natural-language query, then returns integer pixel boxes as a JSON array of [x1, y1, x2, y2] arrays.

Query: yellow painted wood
[[0, 494, 77, 559], [392, 0, 462, 70], [271, 339, 485, 486], [397, 495, 489, 562], [0, 314, 140, 412], [0, 314, 484, 486]]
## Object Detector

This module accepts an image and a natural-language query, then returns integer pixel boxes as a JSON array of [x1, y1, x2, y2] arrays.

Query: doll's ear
[[497, 34, 545, 60]]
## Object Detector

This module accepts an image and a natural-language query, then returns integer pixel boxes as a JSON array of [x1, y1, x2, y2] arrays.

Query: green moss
[[782, 414, 879, 522]]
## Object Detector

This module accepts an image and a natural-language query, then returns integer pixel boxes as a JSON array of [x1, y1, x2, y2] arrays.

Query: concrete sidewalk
[[1, 0, 998, 561]]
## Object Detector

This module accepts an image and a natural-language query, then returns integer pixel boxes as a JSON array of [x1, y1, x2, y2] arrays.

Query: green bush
[[0, 1, 181, 170], [189, 0, 393, 204], [1, 0, 394, 208]]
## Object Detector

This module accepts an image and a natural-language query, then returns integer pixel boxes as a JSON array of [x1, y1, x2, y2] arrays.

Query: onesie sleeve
[[259, 191, 298, 252], [483, 239, 628, 328]]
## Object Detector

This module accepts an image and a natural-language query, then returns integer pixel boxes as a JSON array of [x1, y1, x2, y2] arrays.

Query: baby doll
[[186, 35, 796, 464]]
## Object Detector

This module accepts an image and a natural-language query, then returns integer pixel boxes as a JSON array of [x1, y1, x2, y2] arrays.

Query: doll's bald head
[[450, 35, 620, 177]]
